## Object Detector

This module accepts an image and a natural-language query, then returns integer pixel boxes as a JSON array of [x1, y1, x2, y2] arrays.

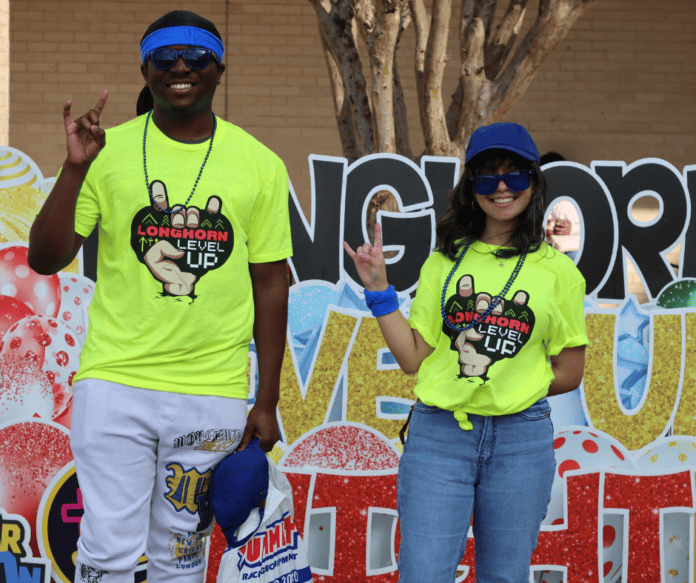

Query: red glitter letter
[[603, 470, 694, 582], [531, 472, 602, 582]]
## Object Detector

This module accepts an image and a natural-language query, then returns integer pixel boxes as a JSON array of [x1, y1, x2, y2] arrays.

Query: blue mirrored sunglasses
[[468, 170, 534, 195], [147, 48, 218, 71]]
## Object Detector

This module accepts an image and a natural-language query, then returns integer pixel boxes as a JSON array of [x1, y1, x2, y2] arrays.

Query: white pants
[[70, 379, 247, 583]]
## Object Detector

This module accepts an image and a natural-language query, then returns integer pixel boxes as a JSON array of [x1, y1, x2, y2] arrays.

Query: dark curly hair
[[436, 149, 547, 261]]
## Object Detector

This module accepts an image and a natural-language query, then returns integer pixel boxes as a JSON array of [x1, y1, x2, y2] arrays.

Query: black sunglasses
[[147, 48, 218, 71], [468, 170, 535, 195]]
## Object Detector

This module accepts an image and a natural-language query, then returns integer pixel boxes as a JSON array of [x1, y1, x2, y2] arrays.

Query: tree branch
[[477, 0, 498, 39], [367, 0, 403, 152], [488, 0, 598, 121], [318, 26, 361, 162], [309, 0, 375, 159], [393, 7, 413, 158], [485, 0, 529, 80], [422, 0, 452, 156], [408, 0, 430, 145], [454, 16, 487, 143]]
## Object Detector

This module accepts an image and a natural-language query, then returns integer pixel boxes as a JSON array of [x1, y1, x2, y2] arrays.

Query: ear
[[216, 61, 225, 83], [140, 62, 149, 84]]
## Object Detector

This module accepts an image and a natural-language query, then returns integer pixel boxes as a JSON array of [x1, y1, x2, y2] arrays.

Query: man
[[28, 10, 291, 583]]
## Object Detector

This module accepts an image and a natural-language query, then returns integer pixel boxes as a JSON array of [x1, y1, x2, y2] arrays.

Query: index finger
[[63, 100, 73, 126], [374, 221, 383, 253], [93, 90, 109, 116]]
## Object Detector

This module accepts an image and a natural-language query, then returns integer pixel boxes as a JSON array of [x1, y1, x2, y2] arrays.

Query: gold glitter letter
[[346, 317, 417, 439], [278, 310, 359, 445], [584, 313, 681, 451]]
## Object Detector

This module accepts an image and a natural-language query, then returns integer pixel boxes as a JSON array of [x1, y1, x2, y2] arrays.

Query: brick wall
[[8, 0, 696, 294], [0, 0, 8, 145]]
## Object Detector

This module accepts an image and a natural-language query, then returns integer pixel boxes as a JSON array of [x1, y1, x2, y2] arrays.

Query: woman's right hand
[[343, 222, 389, 291], [63, 90, 109, 166]]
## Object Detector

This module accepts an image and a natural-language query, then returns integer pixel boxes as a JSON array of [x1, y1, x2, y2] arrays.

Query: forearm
[[548, 346, 586, 396], [251, 265, 288, 409], [375, 310, 427, 374], [28, 160, 89, 274]]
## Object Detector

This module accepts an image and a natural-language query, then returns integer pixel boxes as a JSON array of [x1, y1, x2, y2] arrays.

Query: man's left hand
[[238, 403, 279, 452]]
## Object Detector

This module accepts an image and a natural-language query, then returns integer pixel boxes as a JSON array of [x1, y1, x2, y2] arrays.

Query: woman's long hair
[[436, 149, 547, 261]]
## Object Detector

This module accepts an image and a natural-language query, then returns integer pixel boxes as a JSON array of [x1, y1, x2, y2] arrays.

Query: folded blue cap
[[209, 438, 269, 548], [465, 122, 540, 164]]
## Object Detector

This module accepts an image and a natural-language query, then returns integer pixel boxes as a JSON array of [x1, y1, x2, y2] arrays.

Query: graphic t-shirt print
[[442, 274, 535, 380], [130, 180, 234, 298]]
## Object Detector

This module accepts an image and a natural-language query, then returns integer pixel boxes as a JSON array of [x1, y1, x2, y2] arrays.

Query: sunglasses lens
[[184, 49, 212, 70], [472, 171, 532, 195], [150, 49, 212, 70], [505, 171, 532, 191], [151, 49, 177, 70], [472, 177, 498, 195]]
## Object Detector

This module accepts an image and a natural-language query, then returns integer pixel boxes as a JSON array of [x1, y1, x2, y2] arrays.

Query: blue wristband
[[364, 285, 399, 317]]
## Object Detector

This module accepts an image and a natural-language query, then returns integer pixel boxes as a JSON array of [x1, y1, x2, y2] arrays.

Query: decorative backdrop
[[1, 145, 695, 583]]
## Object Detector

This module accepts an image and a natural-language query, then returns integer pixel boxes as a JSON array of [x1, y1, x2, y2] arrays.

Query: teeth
[[493, 197, 514, 204], [171, 84, 192, 89]]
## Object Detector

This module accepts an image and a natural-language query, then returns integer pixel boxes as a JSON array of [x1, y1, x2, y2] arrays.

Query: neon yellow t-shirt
[[72, 115, 292, 399], [408, 241, 588, 430]]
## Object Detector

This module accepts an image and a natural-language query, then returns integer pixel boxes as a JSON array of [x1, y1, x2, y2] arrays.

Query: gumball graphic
[[0, 314, 81, 429], [58, 273, 95, 344], [280, 424, 401, 578], [282, 423, 400, 471], [545, 427, 636, 583], [0, 353, 53, 423], [657, 279, 696, 308], [0, 244, 61, 317], [0, 294, 35, 338], [636, 437, 695, 582], [0, 420, 72, 558]]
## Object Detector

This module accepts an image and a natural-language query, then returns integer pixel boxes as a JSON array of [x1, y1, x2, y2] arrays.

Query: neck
[[151, 107, 215, 142], [479, 220, 516, 247]]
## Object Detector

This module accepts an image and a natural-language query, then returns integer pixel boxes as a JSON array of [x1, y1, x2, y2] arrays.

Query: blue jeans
[[397, 398, 555, 583]]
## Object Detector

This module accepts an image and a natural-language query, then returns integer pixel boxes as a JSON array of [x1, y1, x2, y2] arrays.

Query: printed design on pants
[[79, 565, 109, 583], [130, 180, 234, 299], [168, 532, 204, 570], [173, 428, 243, 453], [164, 463, 214, 532], [442, 274, 535, 381]]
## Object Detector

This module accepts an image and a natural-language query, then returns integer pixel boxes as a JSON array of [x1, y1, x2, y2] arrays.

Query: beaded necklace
[[143, 110, 217, 214], [440, 240, 527, 332]]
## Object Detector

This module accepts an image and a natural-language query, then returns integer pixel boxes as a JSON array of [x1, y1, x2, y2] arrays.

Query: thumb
[[237, 422, 255, 452]]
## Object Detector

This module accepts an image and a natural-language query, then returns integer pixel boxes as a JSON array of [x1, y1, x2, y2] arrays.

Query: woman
[[344, 122, 588, 582]]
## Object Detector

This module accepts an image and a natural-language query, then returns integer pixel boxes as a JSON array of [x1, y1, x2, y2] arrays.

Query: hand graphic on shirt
[[448, 274, 531, 379], [131, 180, 234, 296]]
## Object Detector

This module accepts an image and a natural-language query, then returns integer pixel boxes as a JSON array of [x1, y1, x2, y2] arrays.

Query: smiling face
[[473, 157, 536, 240], [140, 45, 224, 117]]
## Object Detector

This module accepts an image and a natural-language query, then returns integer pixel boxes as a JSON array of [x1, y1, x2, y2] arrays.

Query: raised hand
[[63, 90, 109, 165], [343, 222, 389, 291]]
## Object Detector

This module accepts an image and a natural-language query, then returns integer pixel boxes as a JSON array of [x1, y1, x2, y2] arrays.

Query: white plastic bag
[[216, 459, 312, 583]]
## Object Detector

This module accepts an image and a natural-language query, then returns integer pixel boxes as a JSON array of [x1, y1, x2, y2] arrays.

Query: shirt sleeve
[[408, 253, 442, 349], [74, 165, 100, 238], [546, 273, 589, 356], [247, 151, 293, 263]]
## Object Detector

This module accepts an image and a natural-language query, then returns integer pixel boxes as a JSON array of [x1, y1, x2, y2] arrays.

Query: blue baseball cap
[[209, 438, 269, 548], [465, 122, 540, 165]]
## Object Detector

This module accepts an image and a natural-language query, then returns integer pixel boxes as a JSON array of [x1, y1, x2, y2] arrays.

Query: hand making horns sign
[[63, 90, 109, 165], [343, 222, 389, 292]]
